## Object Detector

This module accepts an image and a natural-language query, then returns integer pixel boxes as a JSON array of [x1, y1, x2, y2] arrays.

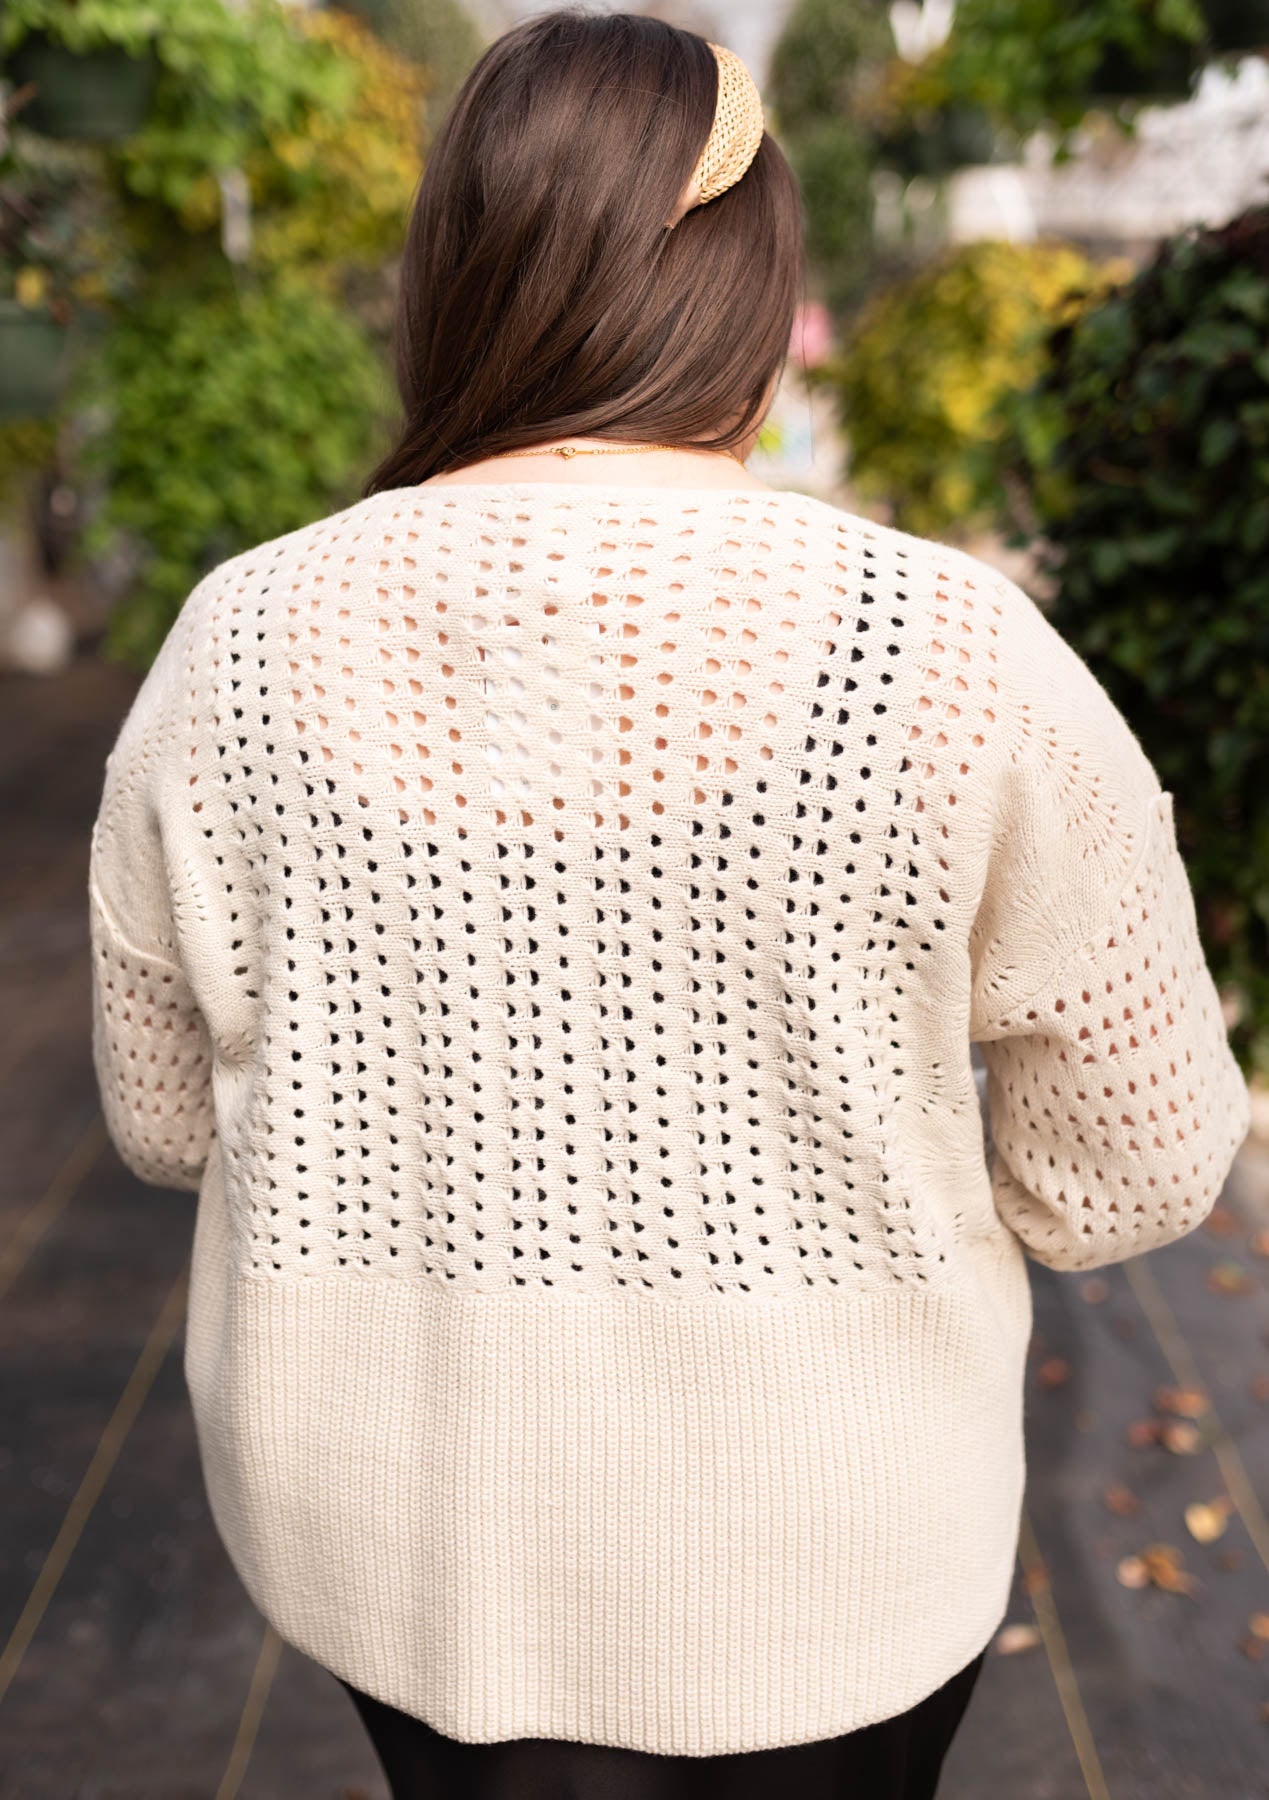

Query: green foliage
[[767, 0, 894, 318], [767, 0, 1006, 321], [3, 0, 363, 218], [937, 0, 1206, 138], [787, 118, 878, 316], [1000, 205, 1269, 1071], [230, 7, 428, 277], [0, 133, 130, 311], [766, 0, 895, 136], [825, 238, 1110, 536], [1, 0, 190, 57], [0, 0, 435, 658], [76, 270, 394, 665], [769, 0, 1247, 321]]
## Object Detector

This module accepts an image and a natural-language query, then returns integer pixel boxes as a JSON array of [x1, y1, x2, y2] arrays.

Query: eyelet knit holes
[[93, 488, 1245, 1290], [980, 791, 1230, 1267], [237, 486, 943, 1288], [193, 496, 992, 1286], [89, 913, 215, 1189]]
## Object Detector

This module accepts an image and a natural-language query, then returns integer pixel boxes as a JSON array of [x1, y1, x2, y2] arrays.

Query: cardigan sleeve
[[970, 785, 1251, 1272], [963, 573, 1251, 1270], [88, 597, 216, 1195]]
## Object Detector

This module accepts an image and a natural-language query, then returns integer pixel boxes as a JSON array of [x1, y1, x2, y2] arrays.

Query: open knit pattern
[[89, 483, 1250, 1755], [690, 43, 764, 205]]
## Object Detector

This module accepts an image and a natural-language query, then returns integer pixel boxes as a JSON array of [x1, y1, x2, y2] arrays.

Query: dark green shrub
[[1002, 204, 1269, 1073]]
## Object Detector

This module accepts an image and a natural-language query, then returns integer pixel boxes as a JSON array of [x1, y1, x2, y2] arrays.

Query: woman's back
[[88, 478, 1250, 1754]]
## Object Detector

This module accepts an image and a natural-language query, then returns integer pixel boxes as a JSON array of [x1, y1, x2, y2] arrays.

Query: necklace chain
[[486, 441, 743, 463]]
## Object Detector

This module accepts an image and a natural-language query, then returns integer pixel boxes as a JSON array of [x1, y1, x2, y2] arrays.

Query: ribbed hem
[[185, 1168, 1031, 1756]]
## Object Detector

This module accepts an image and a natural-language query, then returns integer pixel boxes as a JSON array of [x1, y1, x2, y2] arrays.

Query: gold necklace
[[487, 440, 744, 463]]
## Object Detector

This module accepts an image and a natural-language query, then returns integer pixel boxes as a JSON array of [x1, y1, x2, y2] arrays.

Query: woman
[[88, 9, 1251, 1797]]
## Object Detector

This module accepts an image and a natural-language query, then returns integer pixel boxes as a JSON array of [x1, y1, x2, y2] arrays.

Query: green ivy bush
[[77, 270, 394, 664], [1000, 205, 1269, 1072], [821, 238, 1112, 536]]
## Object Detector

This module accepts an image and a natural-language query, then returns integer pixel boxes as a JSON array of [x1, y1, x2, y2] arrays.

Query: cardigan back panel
[[88, 483, 1251, 1755]]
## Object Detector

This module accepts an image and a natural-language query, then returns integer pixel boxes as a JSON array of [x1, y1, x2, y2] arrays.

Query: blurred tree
[[767, 0, 895, 315], [245, 7, 429, 276], [767, 0, 895, 128], [774, 0, 1237, 324]]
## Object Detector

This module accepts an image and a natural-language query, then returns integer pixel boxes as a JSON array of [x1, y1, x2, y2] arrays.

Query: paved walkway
[[1, 655, 1267, 1798]]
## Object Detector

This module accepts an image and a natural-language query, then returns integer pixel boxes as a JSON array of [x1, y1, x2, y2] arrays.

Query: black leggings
[[338, 1649, 985, 1800]]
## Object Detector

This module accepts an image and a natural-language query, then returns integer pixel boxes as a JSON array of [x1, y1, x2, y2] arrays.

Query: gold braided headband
[[668, 41, 764, 227]]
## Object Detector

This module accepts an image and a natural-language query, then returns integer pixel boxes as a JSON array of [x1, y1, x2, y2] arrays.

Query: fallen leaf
[[1252, 1374, 1269, 1403], [1127, 1418, 1161, 1448], [1185, 1501, 1230, 1544], [1207, 1262, 1253, 1296], [1038, 1356, 1072, 1389], [1160, 1421, 1203, 1456], [1022, 1556, 1048, 1597], [1154, 1385, 1209, 1418], [1241, 1635, 1267, 1662], [1117, 1554, 1149, 1589], [1203, 1205, 1241, 1237], [1140, 1543, 1200, 1596], [1080, 1277, 1110, 1304], [1250, 1230, 1269, 1259], [1250, 1613, 1269, 1640], [1104, 1482, 1142, 1518], [994, 1622, 1041, 1656], [1260, 1699, 1269, 1724]]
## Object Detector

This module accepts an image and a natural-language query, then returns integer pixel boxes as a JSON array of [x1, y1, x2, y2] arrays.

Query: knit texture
[[89, 483, 1251, 1754]]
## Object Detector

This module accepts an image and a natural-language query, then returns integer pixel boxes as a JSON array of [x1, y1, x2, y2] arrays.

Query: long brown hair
[[363, 6, 805, 493]]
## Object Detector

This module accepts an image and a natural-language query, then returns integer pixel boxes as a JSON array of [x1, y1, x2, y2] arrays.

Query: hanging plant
[[2, 29, 159, 142], [0, 136, 127, 417], [0, 0, 357, 212]]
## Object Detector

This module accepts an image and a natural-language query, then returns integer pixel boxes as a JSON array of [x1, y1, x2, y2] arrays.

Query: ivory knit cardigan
[[89, 483, 1251, 1756]]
